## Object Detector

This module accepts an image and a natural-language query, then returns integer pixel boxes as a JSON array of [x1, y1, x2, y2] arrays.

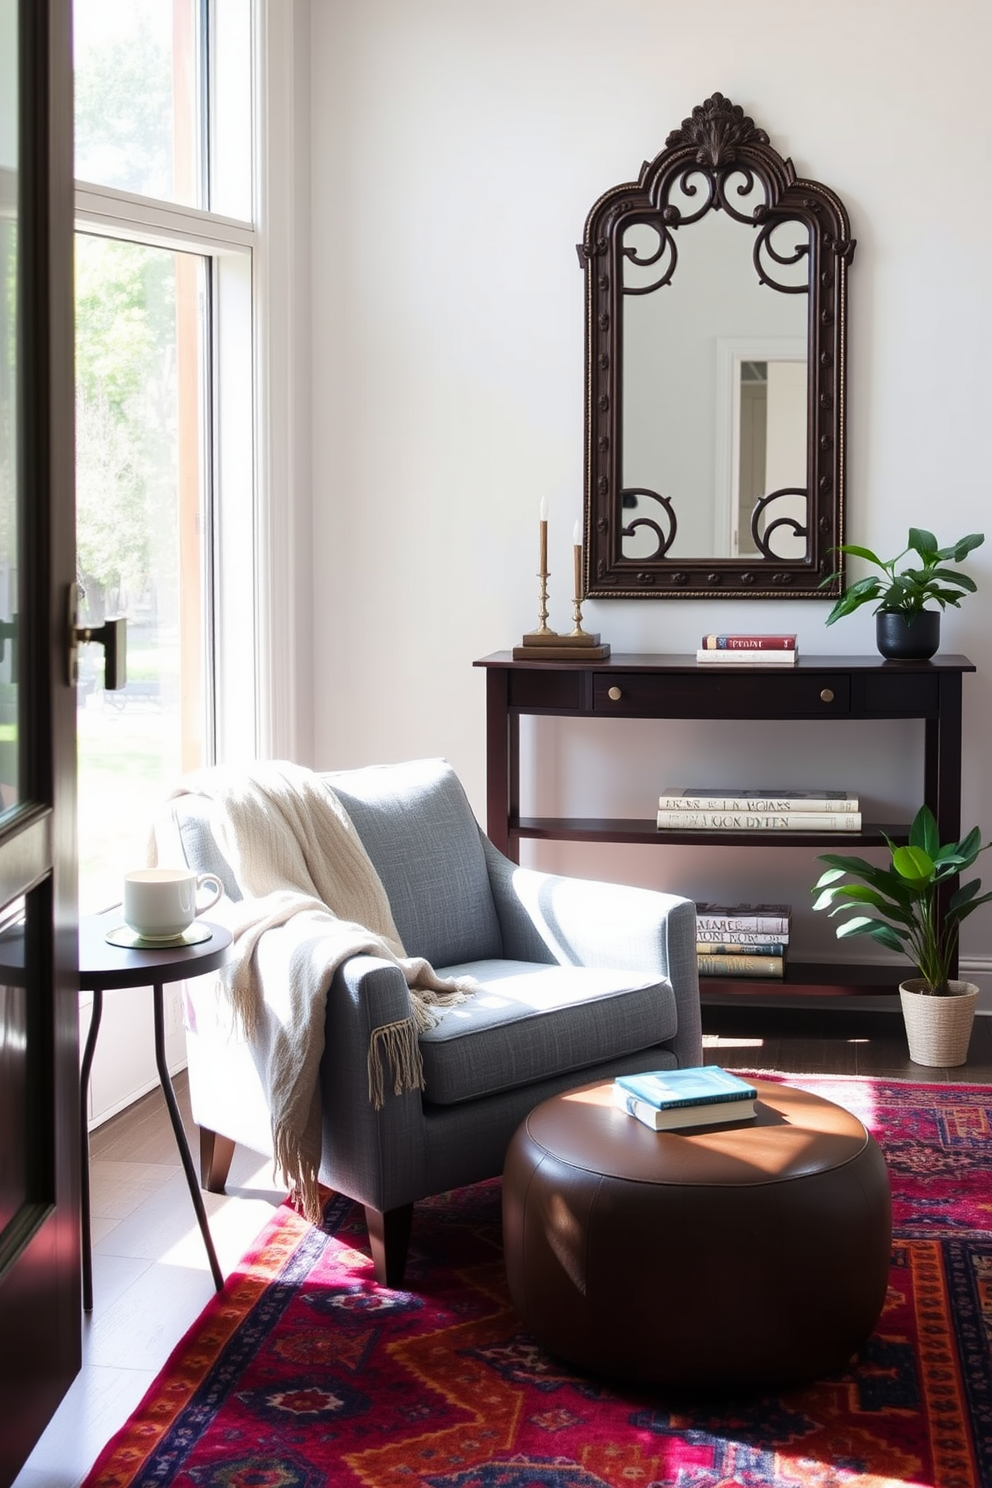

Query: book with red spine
[[701, 634, 797, 650]]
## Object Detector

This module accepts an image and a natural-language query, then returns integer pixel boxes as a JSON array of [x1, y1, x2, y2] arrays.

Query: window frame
[[72, 0, 263, 769]]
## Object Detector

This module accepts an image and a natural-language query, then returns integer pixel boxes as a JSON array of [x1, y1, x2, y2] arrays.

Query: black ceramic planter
[[875, 611, 940, 660]]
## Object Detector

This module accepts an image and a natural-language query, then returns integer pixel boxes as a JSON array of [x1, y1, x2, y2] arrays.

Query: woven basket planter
[[899, 979, 979, 1067]]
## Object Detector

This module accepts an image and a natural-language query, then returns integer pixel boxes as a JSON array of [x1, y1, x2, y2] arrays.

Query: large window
[[74, 0, 255, 912]]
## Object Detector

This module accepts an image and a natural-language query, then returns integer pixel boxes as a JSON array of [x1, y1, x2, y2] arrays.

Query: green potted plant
[[821, 528, 984, 659], [812, 805, 991, 1065]]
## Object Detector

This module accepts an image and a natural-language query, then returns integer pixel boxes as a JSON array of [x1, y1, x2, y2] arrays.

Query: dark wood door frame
[[0, 3, 80, 1482]]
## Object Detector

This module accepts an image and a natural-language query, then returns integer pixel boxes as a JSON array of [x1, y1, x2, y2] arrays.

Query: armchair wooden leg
[[199, 1127, 236, 1193], [365, 1203, 413, 1287]]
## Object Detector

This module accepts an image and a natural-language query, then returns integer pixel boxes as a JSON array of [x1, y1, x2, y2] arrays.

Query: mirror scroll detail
[[579, 93, 855, 599]]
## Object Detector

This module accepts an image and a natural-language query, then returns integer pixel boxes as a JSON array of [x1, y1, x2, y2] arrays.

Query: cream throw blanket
[[156, 760, 475, 1224]]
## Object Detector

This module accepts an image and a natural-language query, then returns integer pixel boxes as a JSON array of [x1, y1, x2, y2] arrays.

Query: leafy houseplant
[[821, 528, 984, 659], [812, 806, 992, 1063]]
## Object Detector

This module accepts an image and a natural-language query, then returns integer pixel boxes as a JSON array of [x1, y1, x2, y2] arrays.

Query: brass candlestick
[[514, 516, 610, 660], [569, 537, 594, 638], [525, 513, 557, 638]]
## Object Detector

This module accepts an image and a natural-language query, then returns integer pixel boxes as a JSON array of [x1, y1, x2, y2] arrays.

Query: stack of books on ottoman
[[657, 788, 861, 833], [695, 901, 792, 979], [613, 1066, 758, 1131]]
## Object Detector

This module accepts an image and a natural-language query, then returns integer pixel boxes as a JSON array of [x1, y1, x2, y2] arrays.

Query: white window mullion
[[75, 181, 254, 254]]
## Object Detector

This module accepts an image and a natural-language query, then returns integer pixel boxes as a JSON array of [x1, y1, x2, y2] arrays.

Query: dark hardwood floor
[[701, 1002, 992, 1083]]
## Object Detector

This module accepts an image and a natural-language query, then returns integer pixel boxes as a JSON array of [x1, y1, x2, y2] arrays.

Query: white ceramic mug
[[123, 868, 224, 939]]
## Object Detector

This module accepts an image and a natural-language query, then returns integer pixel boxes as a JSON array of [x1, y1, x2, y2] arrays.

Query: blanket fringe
[[275, 1125, 324, 1228], [368, 1017, 425, 1110]]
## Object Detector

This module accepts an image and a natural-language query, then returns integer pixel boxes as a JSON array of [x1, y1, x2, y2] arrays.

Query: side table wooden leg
[[79, 987, 103, 1313], [152, 984, 224, 1292]]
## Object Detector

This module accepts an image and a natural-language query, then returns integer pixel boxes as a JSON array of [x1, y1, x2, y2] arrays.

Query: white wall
[[304, 0, 992, 996]]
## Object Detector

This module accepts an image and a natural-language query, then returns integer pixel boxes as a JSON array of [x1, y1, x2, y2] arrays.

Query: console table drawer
[[861, 672, 939, 715], [508, 669, 583, 711], [593, 672, 851, 719]]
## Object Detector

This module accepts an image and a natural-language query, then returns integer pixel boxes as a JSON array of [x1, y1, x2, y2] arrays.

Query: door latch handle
[[68, 583, 127, 690], [0, 614, 17, 683]]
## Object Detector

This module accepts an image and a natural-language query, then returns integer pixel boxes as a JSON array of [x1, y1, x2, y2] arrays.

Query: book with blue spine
[[614, 1065, 757, 1111], [696, 941, 787, 957]]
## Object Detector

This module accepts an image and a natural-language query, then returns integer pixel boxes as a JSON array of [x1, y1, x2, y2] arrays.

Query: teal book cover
[[614, 1065, 757, 1110]]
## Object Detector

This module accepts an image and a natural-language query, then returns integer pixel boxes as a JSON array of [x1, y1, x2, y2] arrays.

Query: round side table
[[79, 912, 233, 1312]]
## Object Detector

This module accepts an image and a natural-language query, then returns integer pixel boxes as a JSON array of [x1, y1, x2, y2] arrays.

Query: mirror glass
[[581, 94, 854, 599]]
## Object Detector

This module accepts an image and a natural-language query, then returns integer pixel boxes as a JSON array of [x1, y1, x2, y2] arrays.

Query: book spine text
[[696, 941, 786, 957], [696, 925, 790, 943], [657, 810, 861, 831], [697, 954, 785, 977], [701, 634, 797, 650], [695, 650, 796, 664], [658, 795, 858, 813]]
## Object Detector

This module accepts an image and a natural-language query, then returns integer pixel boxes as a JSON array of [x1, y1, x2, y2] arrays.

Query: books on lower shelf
[[696, 903, 792, 935], [695, 902, 793, 979], [696, 940, 787, 957], [658, 788, 859, 814], [697, 953, 784, 978], [657, 808, 861, 831], [696, 926, 788, 946], [658, 787, 861, 832], [613, 1065, 758, 1131]]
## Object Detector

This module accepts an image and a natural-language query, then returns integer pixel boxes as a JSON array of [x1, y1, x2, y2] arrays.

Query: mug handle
[[195, 872, 224, 916]]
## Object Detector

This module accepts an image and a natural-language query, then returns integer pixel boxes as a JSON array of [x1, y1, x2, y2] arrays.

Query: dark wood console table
[[474, 652, 975, 1002]]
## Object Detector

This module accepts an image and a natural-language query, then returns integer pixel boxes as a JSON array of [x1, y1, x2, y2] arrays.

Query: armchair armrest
[[318, 954, 428, 1213], [482, 835, 701, 1067]]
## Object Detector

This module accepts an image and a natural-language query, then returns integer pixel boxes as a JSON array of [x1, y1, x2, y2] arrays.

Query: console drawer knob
[[608, 686, 623, 701], [820, 688, 834, 703]]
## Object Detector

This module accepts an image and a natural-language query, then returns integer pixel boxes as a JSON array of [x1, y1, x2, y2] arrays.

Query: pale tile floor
[[13, 1073, 287, 1488]]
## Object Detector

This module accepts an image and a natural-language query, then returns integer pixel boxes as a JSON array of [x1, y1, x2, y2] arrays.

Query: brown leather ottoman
[[503, 1077, 891, 1390]]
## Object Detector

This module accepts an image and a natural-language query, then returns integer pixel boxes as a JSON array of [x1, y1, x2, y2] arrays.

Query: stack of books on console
[[696, 633, 797, 664], [613, 1065, 758, 1131], [657, 788, 861, 833], [695, 901, 792, 979]]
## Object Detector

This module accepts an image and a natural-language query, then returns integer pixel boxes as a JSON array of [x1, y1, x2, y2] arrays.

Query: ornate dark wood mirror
[[579, 93, 855, 599]]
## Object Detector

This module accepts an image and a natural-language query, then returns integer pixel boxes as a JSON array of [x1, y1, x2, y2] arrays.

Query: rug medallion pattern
[[82, 1076, 992, 1488]]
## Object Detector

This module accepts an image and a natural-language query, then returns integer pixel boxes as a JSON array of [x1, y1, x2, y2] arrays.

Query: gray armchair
[[163, 758, 700, 1285]]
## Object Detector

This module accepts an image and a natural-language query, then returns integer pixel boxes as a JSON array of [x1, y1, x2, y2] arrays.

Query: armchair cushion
[[326, 760, 502, 968], [419, 960, 675, 1105], [164, 755, 702, 1285]]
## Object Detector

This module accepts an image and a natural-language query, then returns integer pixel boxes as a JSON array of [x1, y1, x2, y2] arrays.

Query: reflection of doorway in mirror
[[760, 361, 807, 558], [737, 364, 767, 557], [715, 337, 807, 559]]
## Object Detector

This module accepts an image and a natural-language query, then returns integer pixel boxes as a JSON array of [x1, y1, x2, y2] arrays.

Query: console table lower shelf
[[699, 961, 904, 1003], [476, 650, 976, 1011]]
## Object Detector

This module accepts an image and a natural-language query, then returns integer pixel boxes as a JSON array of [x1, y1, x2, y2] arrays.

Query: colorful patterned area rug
[[83, 1075, 992, 1488]]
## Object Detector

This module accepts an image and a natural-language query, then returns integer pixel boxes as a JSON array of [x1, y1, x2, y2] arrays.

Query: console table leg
[[79, 988, 103, 1313], [152, 983, 224, 1292]]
